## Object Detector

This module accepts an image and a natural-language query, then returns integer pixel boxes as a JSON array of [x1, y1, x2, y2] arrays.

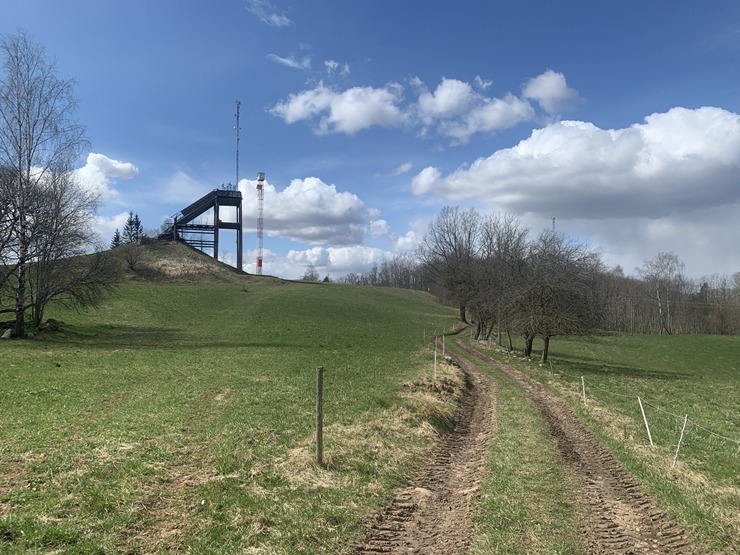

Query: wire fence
[[482, 341, 740, 474], [547, 358, 740, 470]]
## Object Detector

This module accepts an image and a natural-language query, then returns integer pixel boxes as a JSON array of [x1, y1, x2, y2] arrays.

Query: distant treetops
[[111, 212, 144, 248]]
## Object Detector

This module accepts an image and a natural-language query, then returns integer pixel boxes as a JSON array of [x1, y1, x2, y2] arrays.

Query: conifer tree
[[122, 211, 144, 243], [110, 228, 122, 248]]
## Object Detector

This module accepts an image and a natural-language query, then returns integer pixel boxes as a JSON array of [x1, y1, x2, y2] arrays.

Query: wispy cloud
[[324, 59, 350, 76], [267, 53, 311, 70], [244, 0, 292, 27], [392, 162, 413, 175]]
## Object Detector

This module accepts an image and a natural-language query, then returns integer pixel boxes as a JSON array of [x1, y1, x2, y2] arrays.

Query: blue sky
[[3, 0, 740, 280]]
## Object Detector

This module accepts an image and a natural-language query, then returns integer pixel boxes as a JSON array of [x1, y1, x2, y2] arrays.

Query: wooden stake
[[581, 376, 586, 404], [316, 366, 324, 466], [434, 339, 437, 380]]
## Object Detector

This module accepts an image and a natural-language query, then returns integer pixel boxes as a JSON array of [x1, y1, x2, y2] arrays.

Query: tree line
[[339, 206, 740, 359]]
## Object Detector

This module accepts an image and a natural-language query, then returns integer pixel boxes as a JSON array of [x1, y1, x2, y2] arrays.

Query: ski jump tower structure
[[159, 101, 266, 275], [158, 186, 243, 271]]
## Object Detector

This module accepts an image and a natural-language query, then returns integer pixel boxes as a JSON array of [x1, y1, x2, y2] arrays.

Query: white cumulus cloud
[[271, 70, 578, 142], [412, 106, 740, 219], [240, 176, 373, 245], [269, 82, 408, 135], [417, 78, 478, 124], [522, 69, 579, 115], [75, 152, 138, 198], [286, 245, 389, 277]]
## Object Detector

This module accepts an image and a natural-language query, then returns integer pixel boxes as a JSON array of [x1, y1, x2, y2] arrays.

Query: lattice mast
[[256, 171, 265, 275]]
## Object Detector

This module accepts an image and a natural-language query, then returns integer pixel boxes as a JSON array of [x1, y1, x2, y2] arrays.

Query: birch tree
[[636, 252, 686, 335], [0, 31, 93, 335]]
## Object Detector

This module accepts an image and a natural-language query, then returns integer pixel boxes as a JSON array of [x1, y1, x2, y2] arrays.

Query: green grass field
[[2, 255, 738, 554], [0, 279, 460, 554], [470, 332, 740, 551]]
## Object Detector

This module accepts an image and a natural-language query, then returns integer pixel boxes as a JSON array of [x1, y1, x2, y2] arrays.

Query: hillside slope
[[113, 239, 269, 284]]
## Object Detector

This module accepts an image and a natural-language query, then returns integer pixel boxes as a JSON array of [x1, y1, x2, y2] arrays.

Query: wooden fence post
[[316, 366, 324, 466], [434, 341, 437, 381]]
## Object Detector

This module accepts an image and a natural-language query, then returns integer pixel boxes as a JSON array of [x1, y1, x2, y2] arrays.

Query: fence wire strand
[[552, 364, 739, 451]]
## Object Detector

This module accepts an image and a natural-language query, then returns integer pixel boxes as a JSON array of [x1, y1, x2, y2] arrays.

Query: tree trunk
[[540, 335, 550, 363], [523, 333, 534, 358], [506, 330, 513, 352], [459, 303, 467, 323], [13, 213, 26, 337]]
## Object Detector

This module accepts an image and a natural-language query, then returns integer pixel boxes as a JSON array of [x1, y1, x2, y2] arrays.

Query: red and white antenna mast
[[256, 171, 265, 275]]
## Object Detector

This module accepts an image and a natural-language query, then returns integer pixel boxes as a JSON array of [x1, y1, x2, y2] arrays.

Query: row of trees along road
[[417, 207, 605, 362], [340, 206, 740, 359], [1, 31, 117, 337]]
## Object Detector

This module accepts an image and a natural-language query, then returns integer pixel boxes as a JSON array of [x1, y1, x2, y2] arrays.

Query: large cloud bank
[[411, 106, 740, 219]]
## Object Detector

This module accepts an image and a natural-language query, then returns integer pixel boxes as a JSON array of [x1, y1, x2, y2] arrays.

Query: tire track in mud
[[351, 340, 497, 555], [457, 339, 700, 555]]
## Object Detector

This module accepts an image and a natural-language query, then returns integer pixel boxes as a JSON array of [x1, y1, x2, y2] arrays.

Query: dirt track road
[[351, 337, 700, 555], [351, 340, 497, 554]]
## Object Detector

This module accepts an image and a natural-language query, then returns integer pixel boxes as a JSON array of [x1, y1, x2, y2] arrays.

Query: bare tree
[[25, 172, 120, 327], [512, 230, 604, 362], [471, 212, 529, 344], [0, 166, 18, 300], [302, 263, 320, 282], [418, 206, 480, 322], [636, 252, 686, 335], [377, 253, 428, 290], [1, 31, 90, 335]]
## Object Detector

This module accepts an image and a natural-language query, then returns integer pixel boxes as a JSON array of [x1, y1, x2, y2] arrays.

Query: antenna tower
[[256, 171, 265, 275], [235, 100, 241, 188]]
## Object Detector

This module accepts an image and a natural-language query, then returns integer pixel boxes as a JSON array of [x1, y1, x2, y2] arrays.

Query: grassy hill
[[0, 243, 461, 554]]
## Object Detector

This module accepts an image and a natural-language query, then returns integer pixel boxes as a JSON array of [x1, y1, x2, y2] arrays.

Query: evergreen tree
[[122, 211, 144, 243], [110, 228, 122, 249]]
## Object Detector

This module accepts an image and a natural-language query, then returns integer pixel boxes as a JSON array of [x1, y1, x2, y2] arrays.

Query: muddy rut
[[351, 341, 497, 554], [352, 336, 701, 555]]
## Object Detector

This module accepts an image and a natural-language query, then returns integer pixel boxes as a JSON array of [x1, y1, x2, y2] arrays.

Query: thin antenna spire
[[235, 100, 241, 188]]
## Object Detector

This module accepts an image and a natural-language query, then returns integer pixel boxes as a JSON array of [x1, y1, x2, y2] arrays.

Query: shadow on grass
[[551, 355, 690, 381], [37, 323, 309, 350]]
